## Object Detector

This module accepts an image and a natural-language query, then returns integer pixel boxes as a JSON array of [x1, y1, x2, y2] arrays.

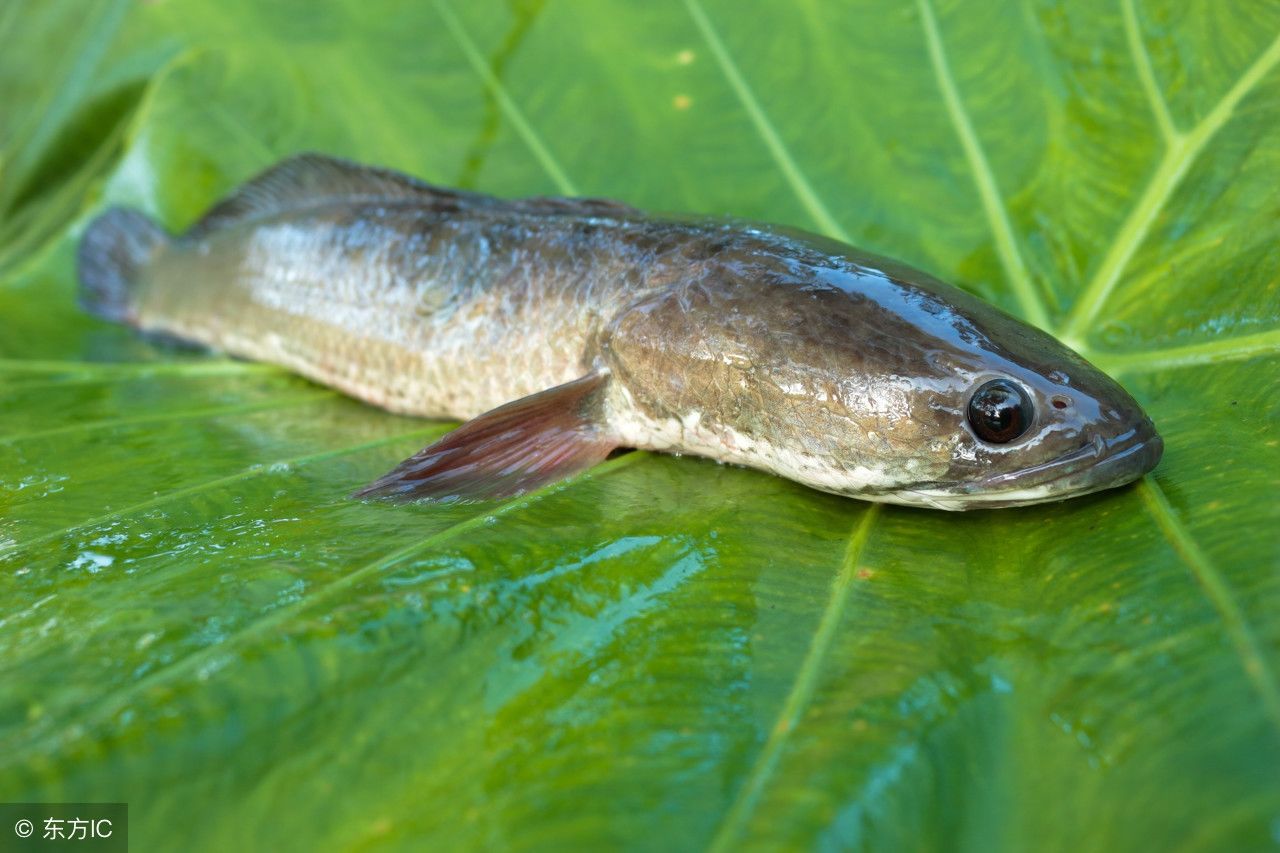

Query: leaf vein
[[1062, 23, 1280, 341], [916, 0, 1049, 329], [0, 0, 130, 215], [0, 425, 448, 559], [1092, 328, 1280, 374], [0, 392, 333, 444], [1138, 478, 1280, 731], [1122, 0, 1178, 143], [433, 0, 578, 195], [0, 358, 273, 380], [1, 451, 648, 766], [682, 0, 851, 242], [707, 505, 881, 853]]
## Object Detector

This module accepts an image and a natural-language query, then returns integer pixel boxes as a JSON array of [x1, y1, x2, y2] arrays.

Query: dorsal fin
[[505, 195, 641, 218], [185, 153, 490, 237], [185, 153, 643, 238]]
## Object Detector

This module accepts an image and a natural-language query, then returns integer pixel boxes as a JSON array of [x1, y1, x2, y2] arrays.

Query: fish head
[[603, 227, 1162, 510], [896, 332, 1163, 509], [801, 255, 1164, 510]]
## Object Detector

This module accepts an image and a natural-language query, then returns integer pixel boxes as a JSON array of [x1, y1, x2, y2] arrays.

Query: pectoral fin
[[354, 372, 617, 502]]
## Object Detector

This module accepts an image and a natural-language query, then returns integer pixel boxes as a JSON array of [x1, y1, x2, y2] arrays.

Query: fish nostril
[[1051, 395, 1070, 410]]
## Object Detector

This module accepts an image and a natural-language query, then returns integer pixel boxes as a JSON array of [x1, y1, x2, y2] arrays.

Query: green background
[[2, 0, 1278, 850]]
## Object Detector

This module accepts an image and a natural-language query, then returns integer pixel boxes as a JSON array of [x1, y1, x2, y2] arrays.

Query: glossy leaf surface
[[2, 1, 1278, 849]]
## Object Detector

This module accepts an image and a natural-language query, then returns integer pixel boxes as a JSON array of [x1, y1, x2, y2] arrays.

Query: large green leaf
[[2, 0, 1278, 849]]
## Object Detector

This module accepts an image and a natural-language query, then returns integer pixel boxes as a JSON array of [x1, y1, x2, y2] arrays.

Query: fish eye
[[967, 379, 1033, 444]]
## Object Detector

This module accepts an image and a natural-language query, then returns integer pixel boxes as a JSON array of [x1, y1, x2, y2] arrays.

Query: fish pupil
[[967, 380, 1032, 444]]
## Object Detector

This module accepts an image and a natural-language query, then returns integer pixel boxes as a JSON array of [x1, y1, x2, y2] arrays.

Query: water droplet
[[67, 551, 114, 573]]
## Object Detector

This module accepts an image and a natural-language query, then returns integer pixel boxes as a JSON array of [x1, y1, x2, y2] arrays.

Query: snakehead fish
[[76, 154, 1162, 509]]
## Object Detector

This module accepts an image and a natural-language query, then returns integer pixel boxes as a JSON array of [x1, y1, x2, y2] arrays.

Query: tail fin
[[76, 207, 168, 324]]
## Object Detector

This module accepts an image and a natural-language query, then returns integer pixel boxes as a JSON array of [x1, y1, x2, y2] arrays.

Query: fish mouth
[[900, 422, 1163, 510], [981, 423, 1161, 491], [1050, 430, 1162, 495]]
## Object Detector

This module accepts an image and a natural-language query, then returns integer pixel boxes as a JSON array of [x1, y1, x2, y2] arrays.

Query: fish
[[75, 153, 1162, 510]]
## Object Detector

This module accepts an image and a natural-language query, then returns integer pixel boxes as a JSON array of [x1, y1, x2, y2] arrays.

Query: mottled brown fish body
[[137, 204, 680, 419], [77, 155, 1161, 508]]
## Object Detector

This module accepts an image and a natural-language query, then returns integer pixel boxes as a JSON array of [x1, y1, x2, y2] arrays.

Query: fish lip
[[973, 422, 1163, 499], [1069, 429, 1163, 491], [974, 437, 1105, 491], [894, 421, 1163, 509]]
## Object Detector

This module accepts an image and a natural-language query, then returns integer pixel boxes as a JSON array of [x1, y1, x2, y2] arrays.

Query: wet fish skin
[[77, 154, 1161, 509], [603, 239, 1161, 509], [133, 202, 665, 419]]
